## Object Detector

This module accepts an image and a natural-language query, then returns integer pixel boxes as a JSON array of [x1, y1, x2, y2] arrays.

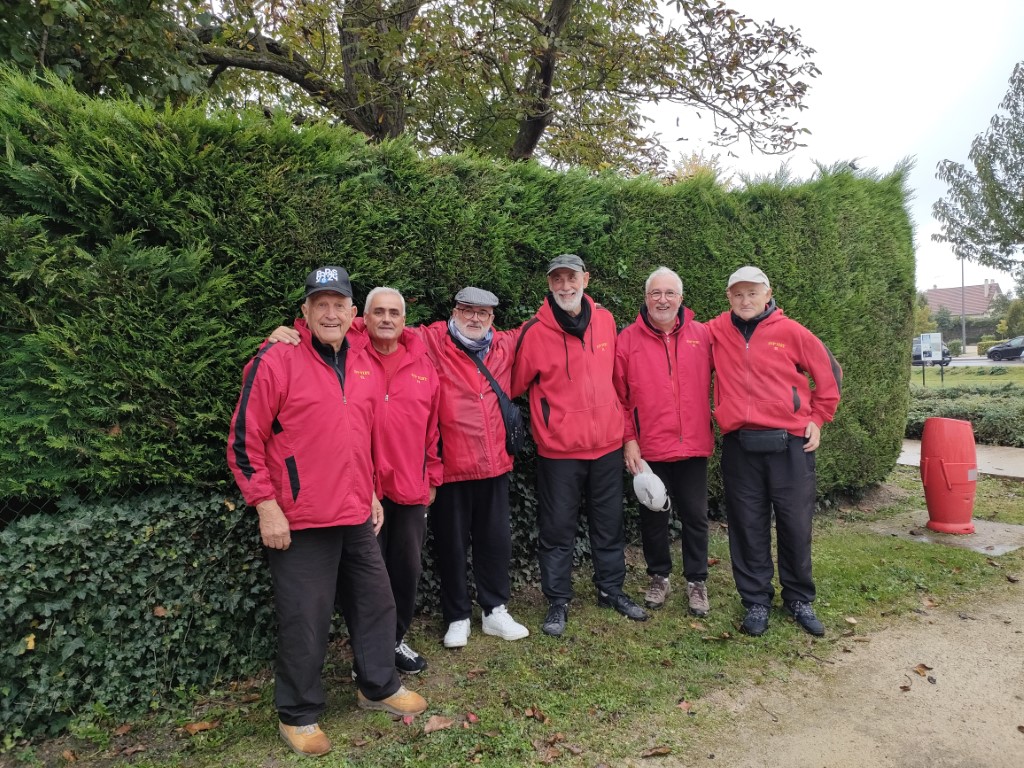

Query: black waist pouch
[[737, 428, 789, 454]]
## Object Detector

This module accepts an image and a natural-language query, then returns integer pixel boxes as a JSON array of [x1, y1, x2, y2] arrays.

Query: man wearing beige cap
[[511, 254, 648, 637], [707, 266, 842, 638], [229, 267, 427, 757]]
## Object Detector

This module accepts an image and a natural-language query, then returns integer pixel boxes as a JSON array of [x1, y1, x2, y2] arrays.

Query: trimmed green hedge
[[0, 70, 916, 735], [907, 383, 1024, 447]]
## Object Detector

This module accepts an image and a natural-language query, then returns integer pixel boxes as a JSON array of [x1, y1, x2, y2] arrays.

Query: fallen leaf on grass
[[121, 745, 146, 756], [524, 707, 550, 724], [641, 745, 672, 757], [1017, 725, 1024, 734], [899, 684, 912, 692], [689, 621, 705, 631], [564, 744, 584, 755], [702, 632, 731, 641], [1007, 574, 1020, 584], [61, 750, 77, 762], [113, 724, 132, 736], [922, 597, 938, 608], [987, 559, 1003, 569], [466, 711, 479, 723], [467, 667, 488, 680], [912, 663, 934, 677], [660, 659, 674, 668], [707, 557, 720, 566], [183, 720, 220, 736], [352, 738, 368, 747], [845, 617, 858, 625], [423, 715, 454, 734], [676, 700, 692, 712]]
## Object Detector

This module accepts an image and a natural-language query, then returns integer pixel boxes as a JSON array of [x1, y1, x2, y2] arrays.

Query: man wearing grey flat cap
[[511, 254, 649, 637], [707, 265, 842, 639], [266, 285, 530, 651]]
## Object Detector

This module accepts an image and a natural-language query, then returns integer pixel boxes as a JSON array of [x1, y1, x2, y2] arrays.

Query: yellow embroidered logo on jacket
[[410, 373, 429, 382], [767, 341, 786, 350], [353, 369, 371, 378]]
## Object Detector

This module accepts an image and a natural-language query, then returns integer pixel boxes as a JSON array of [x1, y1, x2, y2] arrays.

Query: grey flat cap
[[727, 266, 771, 289], [546, 253, 586, 274], [454, 286, 499, 307]]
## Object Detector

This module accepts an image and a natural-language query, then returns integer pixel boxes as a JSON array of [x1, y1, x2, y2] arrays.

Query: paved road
[[899, 439, 1024, 480]]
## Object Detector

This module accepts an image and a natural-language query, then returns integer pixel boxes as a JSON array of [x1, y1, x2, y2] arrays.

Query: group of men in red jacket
[[227, 257, 842, 756]]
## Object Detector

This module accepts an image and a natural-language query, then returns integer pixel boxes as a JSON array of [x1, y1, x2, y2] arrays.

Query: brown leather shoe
[[278, 722, 332, 756], [357, 685, 427, 716]]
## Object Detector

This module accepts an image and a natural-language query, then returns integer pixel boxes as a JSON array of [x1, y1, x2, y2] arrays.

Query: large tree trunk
[[509, 0, 576, 162]]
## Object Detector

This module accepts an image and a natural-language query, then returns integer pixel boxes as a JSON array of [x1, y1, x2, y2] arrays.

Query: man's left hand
[[428, 486, 437, 506], [803, 422, 821, 452], [371, 495, 384, 534]]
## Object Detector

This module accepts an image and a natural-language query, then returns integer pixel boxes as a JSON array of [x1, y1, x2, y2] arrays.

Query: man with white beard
[[511, 254, 648, 637]]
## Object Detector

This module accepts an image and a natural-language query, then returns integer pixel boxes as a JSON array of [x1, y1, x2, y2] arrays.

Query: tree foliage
[[3, 1, 819, 173], [934, 61, 1024, 279]]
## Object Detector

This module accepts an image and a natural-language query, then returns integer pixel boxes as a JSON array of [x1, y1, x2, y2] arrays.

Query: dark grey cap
[[546, 253, 586, 274], [304, 266, 353, 299], [454, 286, 499, 307]]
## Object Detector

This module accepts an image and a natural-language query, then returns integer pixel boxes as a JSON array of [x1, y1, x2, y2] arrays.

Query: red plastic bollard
[[919, 417, 977, 534]]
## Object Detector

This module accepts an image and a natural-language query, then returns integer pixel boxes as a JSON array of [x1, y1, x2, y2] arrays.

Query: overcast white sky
[[649, 0, 1024, 295]]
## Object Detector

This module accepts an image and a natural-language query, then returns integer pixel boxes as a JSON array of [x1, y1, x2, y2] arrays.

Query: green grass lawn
[[16, 467, 1023, 768]]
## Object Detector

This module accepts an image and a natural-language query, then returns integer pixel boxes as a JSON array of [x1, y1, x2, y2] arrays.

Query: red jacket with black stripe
[[227, 320, 378, 529], [510, 295, 623, 460], [707, 307, 842, 436], [613, 306, 714, 461]]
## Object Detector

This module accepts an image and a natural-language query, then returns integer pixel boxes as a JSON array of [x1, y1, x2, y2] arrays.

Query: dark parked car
[[986, 335, 1024, 361], [912, 340, 951, 366]]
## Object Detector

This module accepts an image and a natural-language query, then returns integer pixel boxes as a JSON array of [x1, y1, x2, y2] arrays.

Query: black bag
[[737, 428, 789, 454], [455, 341, 527, 456]]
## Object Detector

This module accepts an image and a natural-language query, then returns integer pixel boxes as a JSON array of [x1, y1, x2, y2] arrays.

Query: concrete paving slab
[[867, 509, 1024, 555], [898, 439, 1024, 480]]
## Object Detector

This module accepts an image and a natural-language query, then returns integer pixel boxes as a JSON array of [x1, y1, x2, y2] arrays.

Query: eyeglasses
[[646, 290, 680, 300], [455, 306, 494, 320]]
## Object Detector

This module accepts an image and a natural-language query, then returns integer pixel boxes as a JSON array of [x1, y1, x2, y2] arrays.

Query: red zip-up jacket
[[707, 307, 842, 436], [368, 327, 443, 505], [227, 319, 378, 529], [417, 321, 519, 483], [613, 306, 714, 461], [511, 295, 623, 460]]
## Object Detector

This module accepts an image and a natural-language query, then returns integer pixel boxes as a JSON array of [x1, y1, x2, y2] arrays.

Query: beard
[[552, 291, 583, 314], [453, 315, 489, 340]]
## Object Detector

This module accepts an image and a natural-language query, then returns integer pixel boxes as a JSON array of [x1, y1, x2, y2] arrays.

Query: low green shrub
[[0, 489, 275, 738], [947, 339, 962, 357], [906, 383, 1024, 447], [977, 339, 1007, 356]]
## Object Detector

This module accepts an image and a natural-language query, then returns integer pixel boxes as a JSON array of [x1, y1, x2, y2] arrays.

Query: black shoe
[[394, 641, 427, 674], [597, 592, 649, 622], [740, 604, 770, 636], [542, 602, 568, 636], [785, 600, 825, 636]]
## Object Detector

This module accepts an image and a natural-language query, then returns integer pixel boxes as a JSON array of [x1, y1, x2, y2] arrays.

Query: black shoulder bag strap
[[451, 337, 510, 405]]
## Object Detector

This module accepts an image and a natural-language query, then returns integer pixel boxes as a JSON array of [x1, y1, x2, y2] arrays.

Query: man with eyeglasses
[[613, 267, 714, 616], [267, 286, 530, 652], [511, 254, 649, 637]]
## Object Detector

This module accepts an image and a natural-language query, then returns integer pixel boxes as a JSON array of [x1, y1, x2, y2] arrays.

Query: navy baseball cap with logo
[[304, 266, 353, 299]]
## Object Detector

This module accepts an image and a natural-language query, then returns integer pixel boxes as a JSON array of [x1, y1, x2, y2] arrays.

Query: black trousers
[[720, 432, 817, 608], [429, 474, 512, 623], [643, 457, 709, 583], [536, 449, 626, 604], [268, 521, 400, 725], [376, 497, 427, 644]]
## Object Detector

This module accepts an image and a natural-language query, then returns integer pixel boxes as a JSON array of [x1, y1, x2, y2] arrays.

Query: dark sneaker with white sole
[[740, 604, 770, 636], [785, 600, 825, 636], [394, 641, 427, 674]]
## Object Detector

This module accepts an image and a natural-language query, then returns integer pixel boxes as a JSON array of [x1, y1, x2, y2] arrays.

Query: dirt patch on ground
[[836, 482, 912, 515], [664, 591, 1024, 768]]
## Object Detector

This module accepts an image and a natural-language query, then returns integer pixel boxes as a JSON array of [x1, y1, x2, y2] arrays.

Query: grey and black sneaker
[[542, 602, 569, 636], [784, 600, 825, 637], [644, 575, 671, 609], [394, 641, 428, 674], [740, 604, 770, 636]]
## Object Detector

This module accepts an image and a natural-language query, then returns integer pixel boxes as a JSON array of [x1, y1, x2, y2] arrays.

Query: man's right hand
[[267, 326, 301, 345], [624, 439, 644, 475], [256, 499, 291, 549]]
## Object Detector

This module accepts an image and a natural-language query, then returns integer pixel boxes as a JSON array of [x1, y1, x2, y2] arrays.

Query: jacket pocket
[[284, 456, 300, 502]]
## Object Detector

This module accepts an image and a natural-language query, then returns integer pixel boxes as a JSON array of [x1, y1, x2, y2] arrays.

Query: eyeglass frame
[[454, 304, 494, 320], [645, 289, 681, 300]]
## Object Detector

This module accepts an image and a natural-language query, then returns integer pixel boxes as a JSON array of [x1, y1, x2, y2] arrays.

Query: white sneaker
[[481, 605, 530, 641], [443, 618, 471, 648]]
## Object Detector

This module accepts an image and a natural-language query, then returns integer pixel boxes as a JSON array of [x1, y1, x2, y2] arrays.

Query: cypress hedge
[[0, 70, 915, 735]]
